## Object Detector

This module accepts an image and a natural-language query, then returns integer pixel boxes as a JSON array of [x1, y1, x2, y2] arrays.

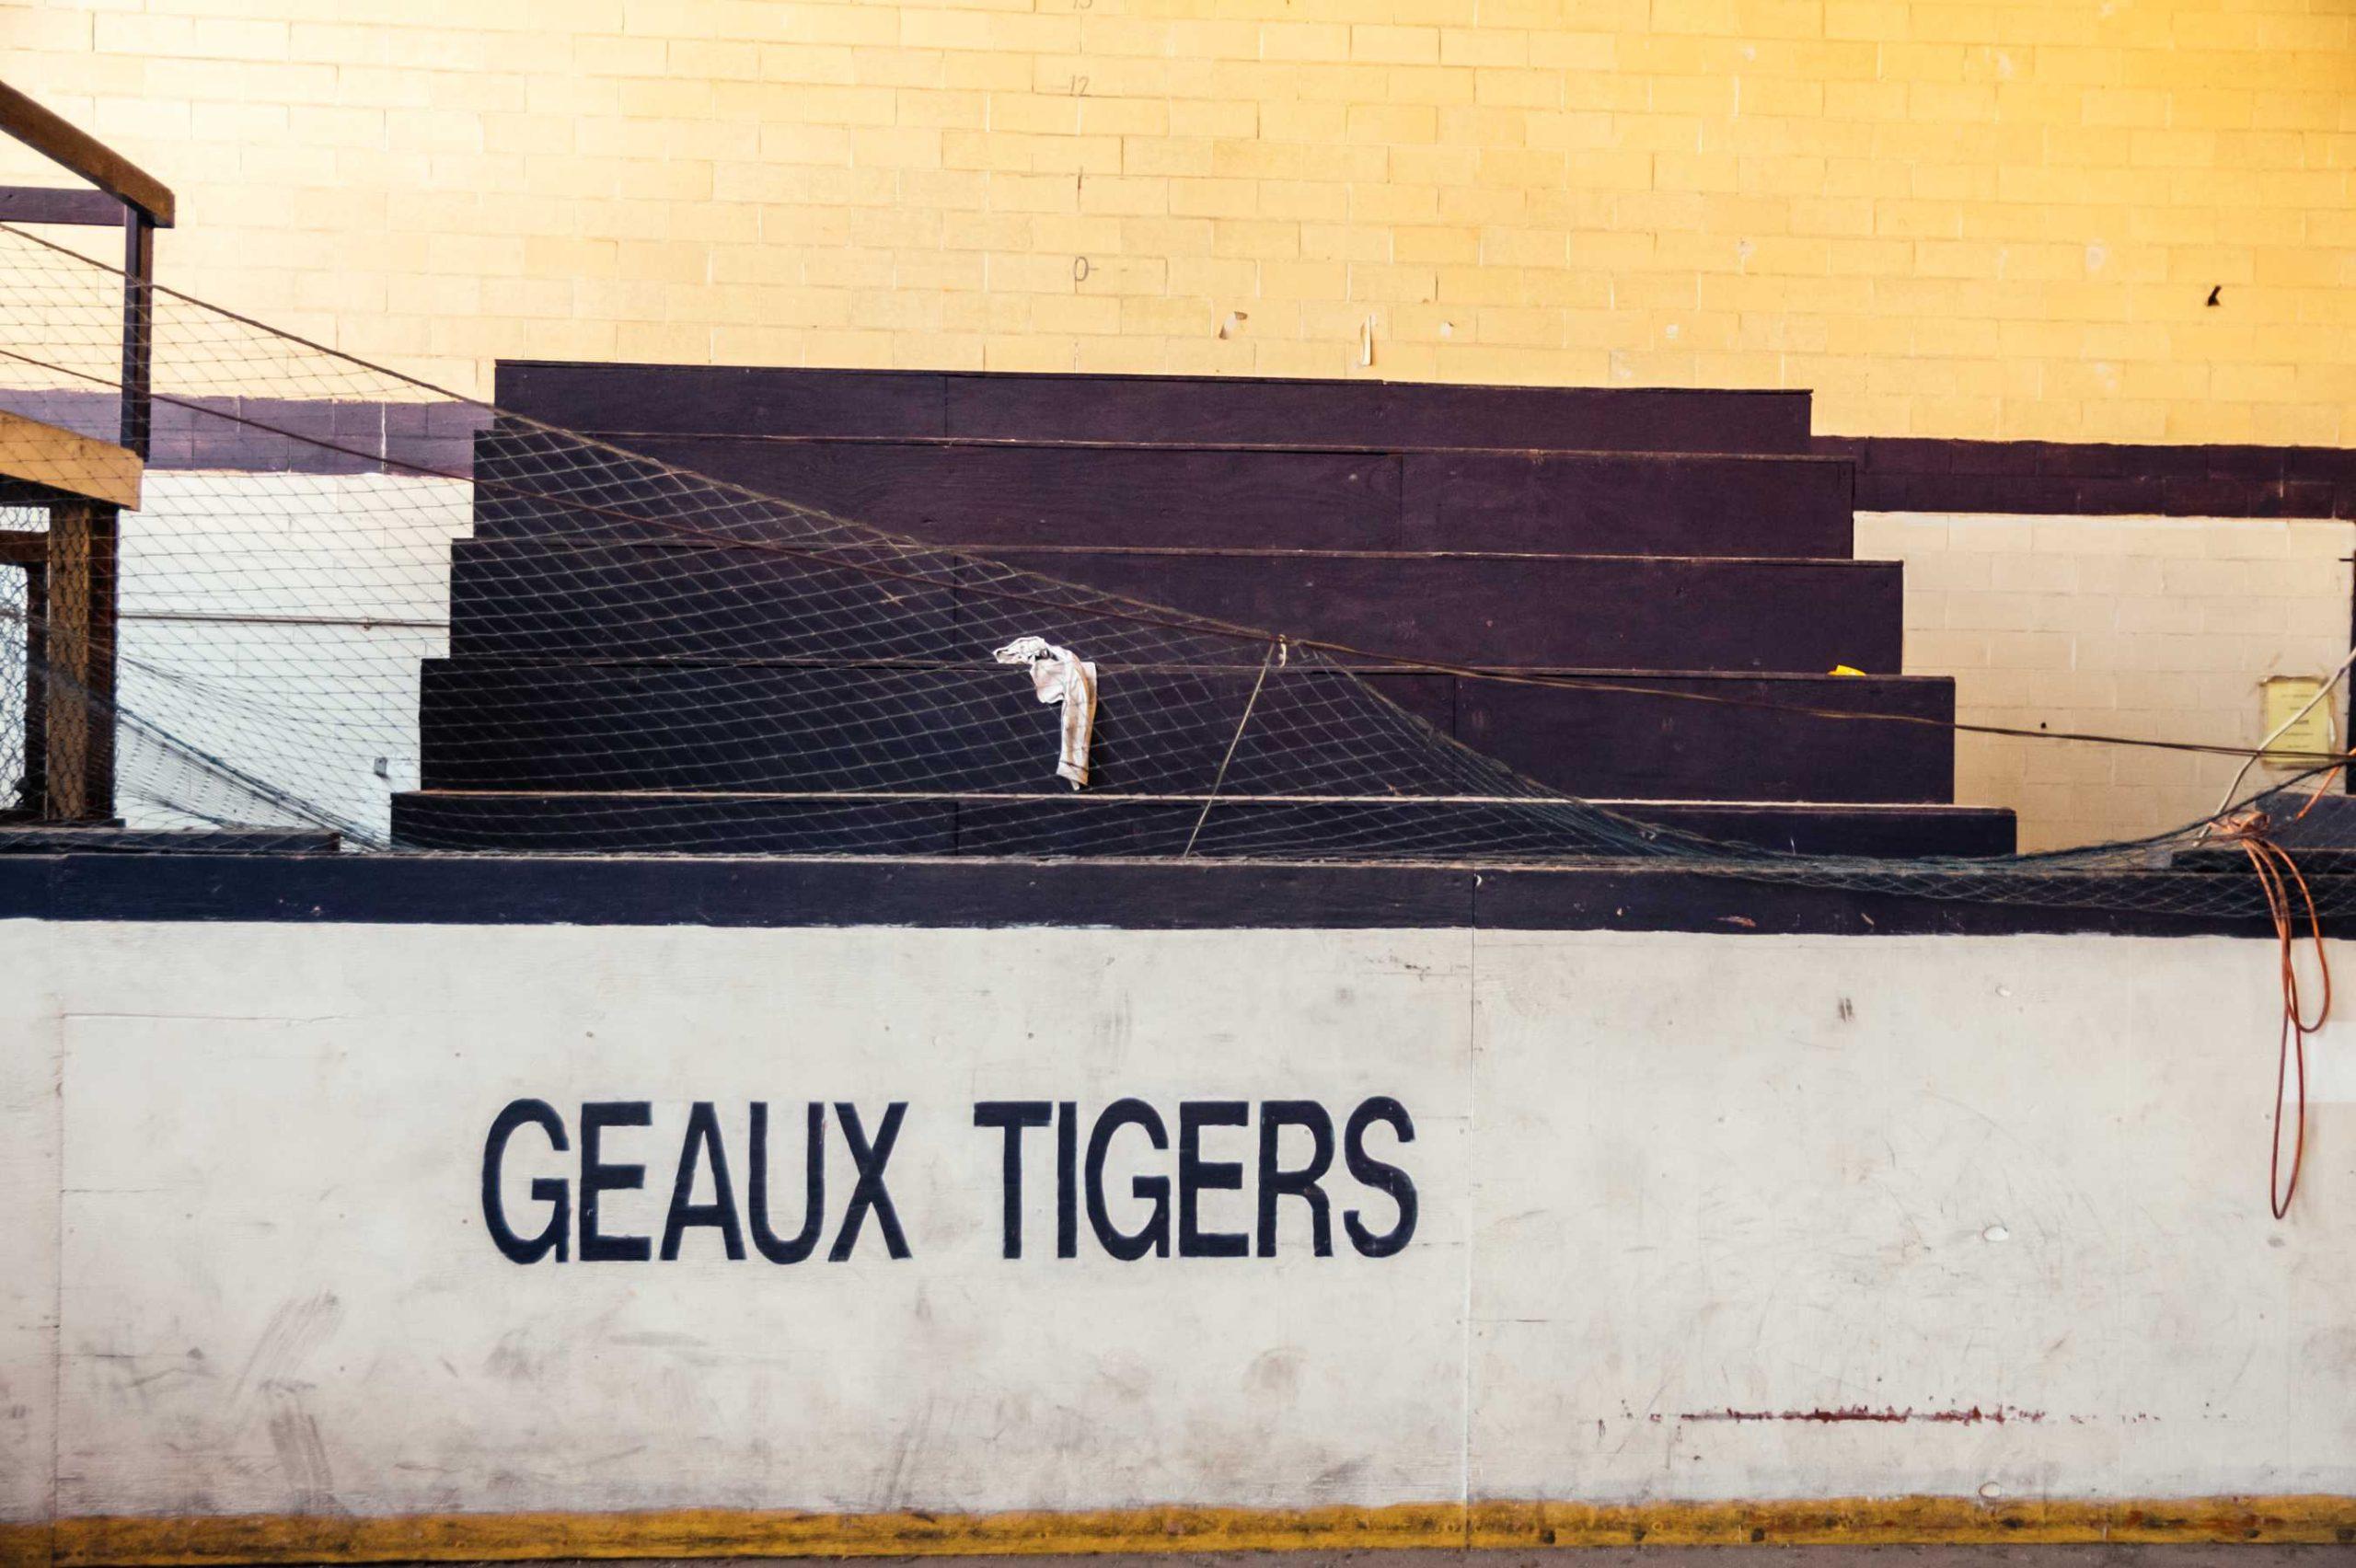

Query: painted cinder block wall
[[3, 2, 2352, 849], [2, 0, 2350, 444]]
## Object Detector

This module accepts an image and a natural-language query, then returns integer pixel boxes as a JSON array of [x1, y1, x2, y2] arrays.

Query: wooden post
[[0, 533, 45, 818], [17, 562, 45, 817], [42, 499, 117, 822], [0, 416, 139, 823]]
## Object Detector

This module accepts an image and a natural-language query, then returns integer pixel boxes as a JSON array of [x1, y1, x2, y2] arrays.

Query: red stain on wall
[[1680, 1405, 2044, 1424]]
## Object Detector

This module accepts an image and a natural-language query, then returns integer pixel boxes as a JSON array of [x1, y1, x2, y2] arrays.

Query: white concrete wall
[[4, 920, 2352, 1527], [111, 471, 468, 842], [1859, 513, 2355, 853]]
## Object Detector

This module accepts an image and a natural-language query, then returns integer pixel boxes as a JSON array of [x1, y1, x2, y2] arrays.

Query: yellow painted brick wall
[[2, 0, 2351, 437]]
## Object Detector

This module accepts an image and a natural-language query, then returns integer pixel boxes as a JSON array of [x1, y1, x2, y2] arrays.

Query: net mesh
[[1, 219, 2350, 922]]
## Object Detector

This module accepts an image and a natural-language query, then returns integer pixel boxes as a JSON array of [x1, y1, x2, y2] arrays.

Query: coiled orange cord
[[2212, 769, 2339, 1219]]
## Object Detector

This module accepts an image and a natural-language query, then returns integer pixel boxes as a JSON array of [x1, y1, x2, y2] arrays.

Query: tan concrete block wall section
[[1857, 512, 2355, 851]]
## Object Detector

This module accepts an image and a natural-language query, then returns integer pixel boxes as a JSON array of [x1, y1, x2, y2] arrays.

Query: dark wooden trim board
[[1818, 435, 2356, 518], [9, 384, 2350, 521], [0, 850, 2321, 939]]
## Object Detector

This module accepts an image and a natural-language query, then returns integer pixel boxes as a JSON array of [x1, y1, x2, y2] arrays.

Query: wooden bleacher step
[[475, 430, 1856, 558], [413, 662, 1961, 805], [388, 792, 2015, 859], [445, 538, 1904, 674], [410, 363, 2015, 858], [495, 363, 1817, 454]]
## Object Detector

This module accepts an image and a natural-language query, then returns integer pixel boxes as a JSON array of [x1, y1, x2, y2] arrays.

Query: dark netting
[[0, 518, 27, 814], [1, 219, 2351, 924]]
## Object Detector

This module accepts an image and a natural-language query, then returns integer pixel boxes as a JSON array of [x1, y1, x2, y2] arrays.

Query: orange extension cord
[[2213, 768, 2339, 1218]]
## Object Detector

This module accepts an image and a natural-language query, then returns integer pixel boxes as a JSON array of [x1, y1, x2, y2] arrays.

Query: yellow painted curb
[[1, 1495, 2352, 1565]]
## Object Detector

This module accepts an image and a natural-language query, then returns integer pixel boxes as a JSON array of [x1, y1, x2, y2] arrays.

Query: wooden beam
[[0, 409, 143, 510], [0, 82, 175, 227], [0, 184, 126, 225], [42, 500, 92, 818]]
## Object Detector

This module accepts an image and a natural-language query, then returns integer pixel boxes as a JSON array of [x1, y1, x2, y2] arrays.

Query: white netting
[[0, 219, 2350, 926]]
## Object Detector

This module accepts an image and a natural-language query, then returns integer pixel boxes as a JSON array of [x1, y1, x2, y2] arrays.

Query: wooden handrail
[[0, 409, 144, 509], [0, 82, 174, 227]]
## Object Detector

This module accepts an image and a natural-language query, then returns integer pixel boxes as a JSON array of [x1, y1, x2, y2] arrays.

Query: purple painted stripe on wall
[[1, 389, 487, 477], [7, 387, 2351, 519]]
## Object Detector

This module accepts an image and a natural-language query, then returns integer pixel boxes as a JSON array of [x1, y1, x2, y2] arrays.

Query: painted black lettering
[[1343, 1096, 1417, 1258], [975, 1101, 1052, 1259], [1256, 1100, 1334, 1257], [580, 1101, 653, 1262], [747, 1101, 825, 1264], [830, 1101, 910, 1261], [1056, 1100, 1079, 1259], [482, 1098, 570, 1264], [660, 1101, 745, 1261], [1085, 1098, 1171, 1261], [1178, 1101, 1249, 1258]]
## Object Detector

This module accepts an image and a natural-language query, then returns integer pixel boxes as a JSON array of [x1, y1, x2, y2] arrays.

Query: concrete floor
[[343, 1544, 2356, 1553]]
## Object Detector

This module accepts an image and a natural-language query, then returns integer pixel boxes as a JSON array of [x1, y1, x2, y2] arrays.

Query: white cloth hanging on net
[[993, 636, 1098, 790]]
